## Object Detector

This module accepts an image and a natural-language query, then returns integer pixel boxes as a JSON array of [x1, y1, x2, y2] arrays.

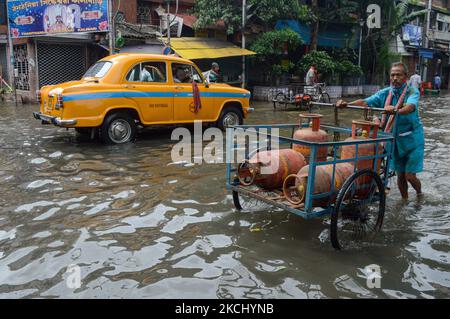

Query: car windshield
[[83, 61, 112, 78]]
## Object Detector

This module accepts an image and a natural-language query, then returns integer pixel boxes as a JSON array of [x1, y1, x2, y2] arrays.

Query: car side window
[[141, 62, 167, 83], [191, 67, 203, 84], [172, 63, 193, 84], [126, 62, 167, 83], [126, 64, 141, 82]]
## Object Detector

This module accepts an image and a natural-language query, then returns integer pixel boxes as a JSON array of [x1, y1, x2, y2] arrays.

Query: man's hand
[[384, 105, 396, 114], [336, 100, 348, 108]]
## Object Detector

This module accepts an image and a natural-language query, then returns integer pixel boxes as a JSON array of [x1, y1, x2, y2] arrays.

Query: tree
[[192, 0, 310, 34], [249, 28, 303, 79]]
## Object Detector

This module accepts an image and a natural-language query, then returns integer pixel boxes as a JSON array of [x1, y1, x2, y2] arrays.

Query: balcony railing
[[431, 30, 450, 42]]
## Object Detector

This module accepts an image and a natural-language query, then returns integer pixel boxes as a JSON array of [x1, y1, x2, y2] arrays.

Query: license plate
[[45, 96, 54, 112]]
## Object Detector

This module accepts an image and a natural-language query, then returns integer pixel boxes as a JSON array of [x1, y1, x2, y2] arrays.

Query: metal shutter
[[0, 45, 7, 81], [37, 43, 87, 88]]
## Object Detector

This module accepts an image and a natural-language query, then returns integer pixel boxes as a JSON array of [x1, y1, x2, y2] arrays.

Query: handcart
[[225, 102, 397, 250], [272, 83, 331, 111]]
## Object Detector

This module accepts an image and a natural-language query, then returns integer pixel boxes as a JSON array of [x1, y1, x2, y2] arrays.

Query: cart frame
[[225, 103, 398, 249]]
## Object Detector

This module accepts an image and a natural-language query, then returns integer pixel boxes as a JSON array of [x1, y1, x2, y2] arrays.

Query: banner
[[7, 0, 110, 38], [402, 24, 422, 47]]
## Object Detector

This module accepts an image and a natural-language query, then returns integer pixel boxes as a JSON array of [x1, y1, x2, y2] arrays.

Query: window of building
[[14, 44, 30, 91]]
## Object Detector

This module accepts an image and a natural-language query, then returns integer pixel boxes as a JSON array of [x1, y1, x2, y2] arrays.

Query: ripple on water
[[30, 158, 47, 164]]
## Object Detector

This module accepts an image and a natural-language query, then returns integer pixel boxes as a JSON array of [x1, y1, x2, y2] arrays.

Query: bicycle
[[305, 83, 331, 104]]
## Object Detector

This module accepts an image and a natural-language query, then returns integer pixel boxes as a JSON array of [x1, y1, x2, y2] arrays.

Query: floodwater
[[0, 95, 449, 299]]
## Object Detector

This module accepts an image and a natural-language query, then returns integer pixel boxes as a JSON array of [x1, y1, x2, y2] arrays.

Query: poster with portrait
[[7, 0, 110, 38]]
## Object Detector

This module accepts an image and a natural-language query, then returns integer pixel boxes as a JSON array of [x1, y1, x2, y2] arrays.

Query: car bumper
[[33, 112, 77, 126]]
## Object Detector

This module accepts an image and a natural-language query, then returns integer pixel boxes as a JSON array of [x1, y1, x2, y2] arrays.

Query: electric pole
[[423, 0, 432, 81], [108, 0, 114, 54], [242, 0, 246, 89], [6, 3, 18, 106]]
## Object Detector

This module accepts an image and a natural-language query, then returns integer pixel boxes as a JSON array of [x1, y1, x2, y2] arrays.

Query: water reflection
[[0, 95, 449, 298]]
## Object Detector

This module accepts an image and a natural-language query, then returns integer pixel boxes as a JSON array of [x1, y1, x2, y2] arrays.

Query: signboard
[[402, 24, 422, 47], [7, 0, 110, 38]]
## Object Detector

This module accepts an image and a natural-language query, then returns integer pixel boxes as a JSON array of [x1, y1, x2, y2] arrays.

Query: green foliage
[[318, 0, 359, 23], [336, 60, 363, 76], [249, 29, 302, 78], [298, 51, 362, 82], [272, 62, 295, 76], [393, 0, 425, 31], [191, 0, 241, 34], [376, 42, 401, 76], [249, 29, 302, 59], [251, 0, 311, 26], [192, 0, 311, 34], [298, 51, 336, 77]]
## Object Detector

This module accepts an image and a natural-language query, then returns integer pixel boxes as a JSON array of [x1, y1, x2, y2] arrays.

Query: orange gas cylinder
[[341, 120, 382, 171], [292, 114, 328, 163], [283, 163, 355, 206], [341, 120, 383, 197], [237, 149, 307, 190]]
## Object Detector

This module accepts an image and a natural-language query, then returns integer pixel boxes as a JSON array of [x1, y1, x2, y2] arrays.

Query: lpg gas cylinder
[[238, 149, 307, 190], [341, 120, 383, 172], [283, 163, 355, 206], [341, 120, 383, 197], [292, 114, 328, 163]]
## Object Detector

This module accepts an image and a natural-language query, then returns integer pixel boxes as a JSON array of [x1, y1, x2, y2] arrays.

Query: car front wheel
[[100, 112, 136, 144], [217, 108, 243, 131]]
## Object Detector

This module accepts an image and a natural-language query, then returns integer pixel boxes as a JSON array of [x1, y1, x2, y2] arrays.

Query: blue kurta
[[364, 84, 425, 173]]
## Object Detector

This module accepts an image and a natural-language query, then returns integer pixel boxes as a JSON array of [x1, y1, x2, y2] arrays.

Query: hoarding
[[7, 0, 110, 38]]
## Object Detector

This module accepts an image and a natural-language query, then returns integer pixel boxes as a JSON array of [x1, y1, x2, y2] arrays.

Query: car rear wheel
[[217, 107, 243, 131], [100, 112, 136, 144]]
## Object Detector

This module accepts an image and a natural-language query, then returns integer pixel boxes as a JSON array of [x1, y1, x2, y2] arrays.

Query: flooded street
[[0, 95, 449, 299]]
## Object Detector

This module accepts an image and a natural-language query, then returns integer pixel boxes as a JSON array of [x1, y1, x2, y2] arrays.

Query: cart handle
[[310, 102, 386, 113]]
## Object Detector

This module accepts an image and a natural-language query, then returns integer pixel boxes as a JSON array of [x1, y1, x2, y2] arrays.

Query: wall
[[419, 0, 450, 9], [116, 0, 138, 24]]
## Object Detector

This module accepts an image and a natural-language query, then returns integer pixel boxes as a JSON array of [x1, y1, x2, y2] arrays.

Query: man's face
[[213, 66, 219, 73], [390, 66, 407, 88]]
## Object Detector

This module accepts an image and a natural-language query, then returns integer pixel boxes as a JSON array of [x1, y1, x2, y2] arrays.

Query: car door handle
[[175, 86, 183, 90], [124, 85, 136, 89]]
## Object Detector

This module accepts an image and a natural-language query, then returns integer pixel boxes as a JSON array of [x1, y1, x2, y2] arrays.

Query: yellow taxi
[[33, 54, 253, 144]]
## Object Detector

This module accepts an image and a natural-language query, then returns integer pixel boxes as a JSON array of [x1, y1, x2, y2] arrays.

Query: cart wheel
[[330, 169, 385, 250], [273, 92, 286, 111], [232, 178, 273, 212]]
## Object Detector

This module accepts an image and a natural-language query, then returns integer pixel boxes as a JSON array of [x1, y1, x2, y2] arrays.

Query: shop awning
[[275, 20, 358, 49], [419, 48, 435, 59], [170, 38, 256, 60]]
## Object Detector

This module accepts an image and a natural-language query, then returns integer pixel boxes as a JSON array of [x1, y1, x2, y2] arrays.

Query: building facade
[[400, 0, 450, 88]]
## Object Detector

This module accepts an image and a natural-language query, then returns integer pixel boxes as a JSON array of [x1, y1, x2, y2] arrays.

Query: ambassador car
[[33, 54, 253, 144]]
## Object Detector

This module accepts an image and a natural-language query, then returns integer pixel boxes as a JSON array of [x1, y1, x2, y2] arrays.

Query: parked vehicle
[[34, 54, 253, 144]]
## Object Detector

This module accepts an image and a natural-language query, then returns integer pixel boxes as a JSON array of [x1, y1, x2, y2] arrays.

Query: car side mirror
[[204, 80, 210, 88]]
